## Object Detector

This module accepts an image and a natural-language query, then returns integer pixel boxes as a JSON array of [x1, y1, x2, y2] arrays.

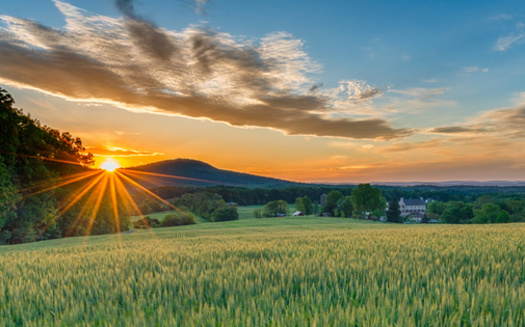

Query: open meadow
[[1, 216, 524, 326]]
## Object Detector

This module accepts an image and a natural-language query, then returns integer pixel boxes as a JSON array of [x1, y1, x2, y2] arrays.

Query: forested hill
[[123, 159, 301, 189]]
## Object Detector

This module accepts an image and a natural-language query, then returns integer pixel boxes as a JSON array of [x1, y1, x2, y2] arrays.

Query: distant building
[[320, 193, 327, 206], [399, 197, 426, 218]]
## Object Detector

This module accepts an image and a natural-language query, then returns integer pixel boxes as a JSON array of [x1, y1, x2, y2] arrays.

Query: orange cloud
[[86, 146, 163, 158]]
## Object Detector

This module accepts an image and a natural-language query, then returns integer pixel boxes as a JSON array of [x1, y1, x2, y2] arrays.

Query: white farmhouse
[[399, 197, 426, 218]]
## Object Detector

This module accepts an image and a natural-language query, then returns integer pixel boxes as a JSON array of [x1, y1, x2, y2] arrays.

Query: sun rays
[[14, 155, 216, 242]]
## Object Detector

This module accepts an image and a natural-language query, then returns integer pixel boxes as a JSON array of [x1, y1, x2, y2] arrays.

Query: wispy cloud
[[0, 1, 411, 140], [489, 14, 513, 21], [430, 105, 525, 139], [461, 66, 489, 76], [386, 88, 455, 112], [494, 22, 525, 51], [86, 145, 163, 157]]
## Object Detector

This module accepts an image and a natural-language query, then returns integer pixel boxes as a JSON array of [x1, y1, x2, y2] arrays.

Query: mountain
[[121, 159, 300, 188]]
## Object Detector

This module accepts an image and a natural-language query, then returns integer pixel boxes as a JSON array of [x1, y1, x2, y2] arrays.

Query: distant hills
[[121, 159, 300, 189], [120, 158, 525, 189], [372, 181, 525, 187]]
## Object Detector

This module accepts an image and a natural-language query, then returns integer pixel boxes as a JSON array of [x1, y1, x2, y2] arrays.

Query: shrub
[[211, 206, 239, 222], [253, 209, 263, 219], [161, 212, 196, 227], [132, 216, 161, 229]]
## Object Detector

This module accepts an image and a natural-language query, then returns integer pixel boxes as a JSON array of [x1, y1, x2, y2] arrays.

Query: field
[[1, 216, 524, 326], [132, 204, 267, 223]]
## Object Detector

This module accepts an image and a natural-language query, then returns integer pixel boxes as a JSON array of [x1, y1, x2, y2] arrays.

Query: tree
[[0, 88, 99, 244], [161, 212, 196, 226], [337, 196, 353, 218], [441, 201, 473, 224], [495, 210, 510, 223], [262, 200, 290, 217], [301, 196, 314, 215], [351, 184, 386, 219], [472, 203, 509, 224], [323, 190, 343, 216], [211, 205, 239, 222], [427, 201, 445, 216], [386, 196, 402, 223], [294, 197, 306, 213], [253, 209, 263, 219], [313, 201, 320, 217]]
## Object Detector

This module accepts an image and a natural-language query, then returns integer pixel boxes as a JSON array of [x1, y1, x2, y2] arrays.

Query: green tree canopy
[[472, 203, 510, 224], [323, 190, 343, 216], [441, 201, 473, 224], [0, 88, 100, 244], [386, 196, 402, 223], [427, 201, 445, 216], [337, 196, 353, 218], [262, 200, 290, 217], [351, 184, 386, 218], [295, 196, 313, 215]]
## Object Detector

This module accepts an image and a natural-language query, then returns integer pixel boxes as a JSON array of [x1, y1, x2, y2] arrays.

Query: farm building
[[399, 197, 426, 218]]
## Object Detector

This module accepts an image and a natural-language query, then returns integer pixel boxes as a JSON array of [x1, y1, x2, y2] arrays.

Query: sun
[[100, 158, 121, 172]]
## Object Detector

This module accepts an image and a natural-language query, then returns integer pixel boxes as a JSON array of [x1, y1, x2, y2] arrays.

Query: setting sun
[[100, 158, 121, 172]]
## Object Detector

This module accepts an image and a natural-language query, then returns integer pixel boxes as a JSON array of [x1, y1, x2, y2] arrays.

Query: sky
[[1, 0, 524, 183]]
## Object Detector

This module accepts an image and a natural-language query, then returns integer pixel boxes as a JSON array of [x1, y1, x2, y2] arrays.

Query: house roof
[[403, 198, 425, 206]]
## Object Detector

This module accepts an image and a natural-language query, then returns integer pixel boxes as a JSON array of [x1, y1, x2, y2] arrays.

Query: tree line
[[0, 88, 128, 244], [426, 195, 525, 224]]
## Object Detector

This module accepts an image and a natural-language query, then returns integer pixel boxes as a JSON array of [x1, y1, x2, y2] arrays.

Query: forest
[[0, 88, 129, 244]]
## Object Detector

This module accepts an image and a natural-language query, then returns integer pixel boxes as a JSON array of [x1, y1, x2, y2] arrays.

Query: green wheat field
[[1, 216, 524, 326]]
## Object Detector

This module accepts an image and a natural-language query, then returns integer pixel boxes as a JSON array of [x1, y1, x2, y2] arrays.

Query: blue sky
[[1, 0, 524, 182]]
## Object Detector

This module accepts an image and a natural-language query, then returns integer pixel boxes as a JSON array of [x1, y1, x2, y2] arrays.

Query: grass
[[131, 204, 279, 223], [237, 204, 265, 220], [1, 217, 524, 326]]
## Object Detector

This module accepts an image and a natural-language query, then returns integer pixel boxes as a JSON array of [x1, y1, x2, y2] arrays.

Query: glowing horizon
[[99, 158, 121, 172], [1, 0, 525, 183]]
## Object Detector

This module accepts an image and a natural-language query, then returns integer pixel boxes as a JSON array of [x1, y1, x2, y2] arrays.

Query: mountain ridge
[[121, 158, 301, 188]]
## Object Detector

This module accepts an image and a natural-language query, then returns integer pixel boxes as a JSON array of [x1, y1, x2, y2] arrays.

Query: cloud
[[309, 82, 323, 92], [489, 14, 513, 21], [378, 139, 444, 153], [429, 126, 484, 134], [460, 66, 489, 76], [385, 87, 455, 112], [114, 130, 142, 136], [390, 87, 447, 99], [430, 105, 525, 139], [494, 22, 525, 51], [193, 0, 212, 15], [0, 1, 411, 140], [337, 80, 382, 101], [86, 146, 163, 157]]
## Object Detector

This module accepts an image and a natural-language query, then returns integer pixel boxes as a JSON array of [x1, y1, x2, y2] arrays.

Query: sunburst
[[10, 154, 217, 243], [100, 158, 120, 172]]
